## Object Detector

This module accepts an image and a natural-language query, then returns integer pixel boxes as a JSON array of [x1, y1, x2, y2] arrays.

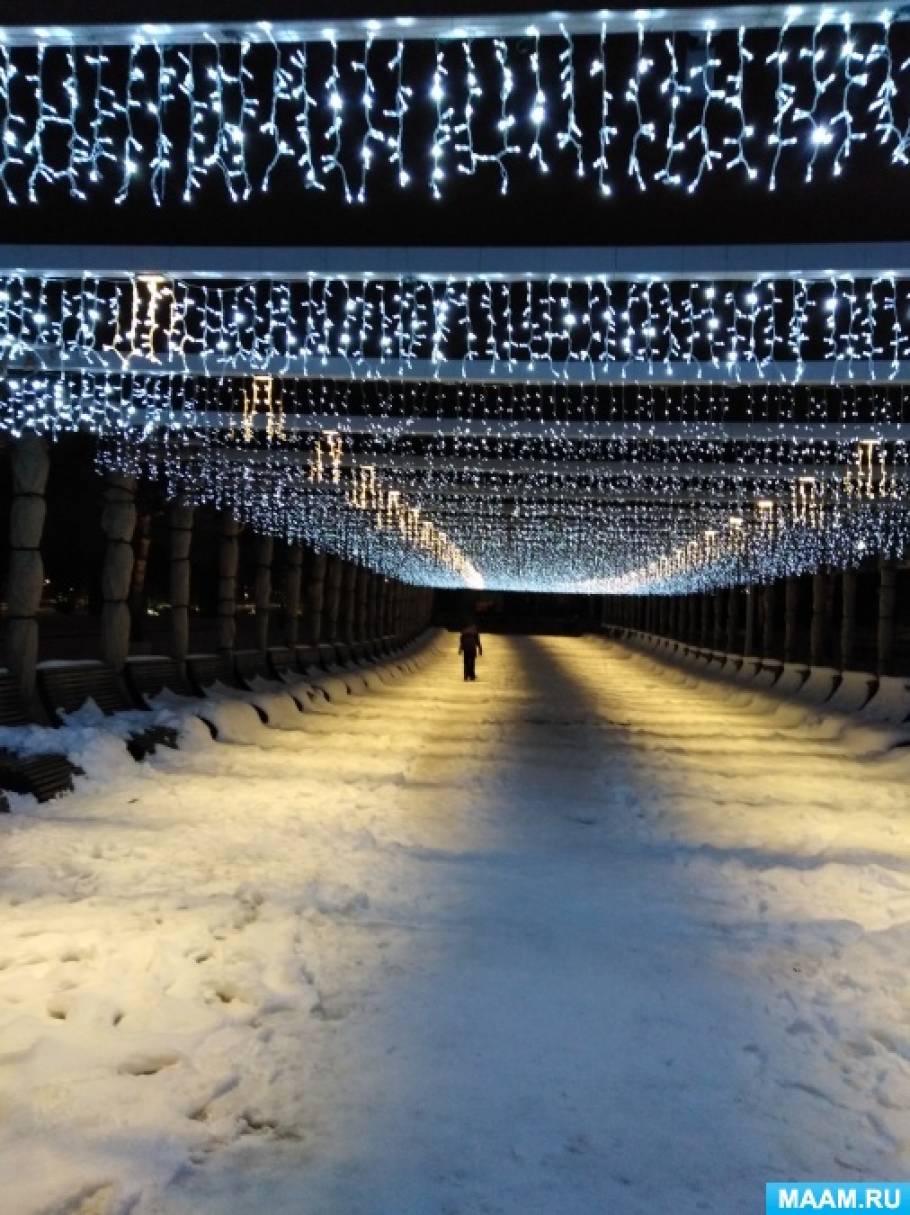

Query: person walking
[[458, 622, 482, 681]]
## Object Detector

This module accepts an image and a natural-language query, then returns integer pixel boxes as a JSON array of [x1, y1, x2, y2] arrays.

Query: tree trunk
[[5, 433, 49, 707]]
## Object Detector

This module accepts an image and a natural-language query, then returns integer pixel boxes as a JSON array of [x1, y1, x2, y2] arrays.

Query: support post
[[761, 582, 776, 658], [100, 474, 137, 671], [784, 577, 800, 663], [712, 591, 726, 650], [365, 571, 378, 638], [386, 580, 399, 636], [725, 587, 739, 654], [840, 569, 856, 671], [217, 514, 242, 654], [284, 543, 304, 647], [305, 550, 327, 645], [324, 555, 344, 643], [878, 559, 897, 677], [339, 560, 357, 644], [743, 587, 756, 655], [168, 501, 194, 662], [392, 581, 403, 636], [5, 433, 49, 707], [810, 570, 829, 667], [700, 593, 711, 648], [254, 533, 273, 652], [355, 566, 370, 642], [129, 508, 153, 644], [375, 575, 388, 638]]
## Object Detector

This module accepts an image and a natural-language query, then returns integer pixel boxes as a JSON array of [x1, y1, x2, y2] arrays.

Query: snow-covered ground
[[2, 632, 910, 1215]]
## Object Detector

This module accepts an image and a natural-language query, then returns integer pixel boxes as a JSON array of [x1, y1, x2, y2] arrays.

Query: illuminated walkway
[[2, 635, 910, 1214]]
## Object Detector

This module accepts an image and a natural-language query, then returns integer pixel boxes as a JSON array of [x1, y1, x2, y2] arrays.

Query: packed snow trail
[[2, 634, 910, 1215]]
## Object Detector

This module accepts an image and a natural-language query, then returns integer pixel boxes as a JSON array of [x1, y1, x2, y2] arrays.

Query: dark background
[[0, 0, 904, 249]]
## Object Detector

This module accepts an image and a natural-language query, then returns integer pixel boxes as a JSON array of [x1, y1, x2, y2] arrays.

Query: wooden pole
[[100, 473, 138, 671], [216, 513, 242, 654], [168, 501, 194, 662], [5, 433, 49, 707]]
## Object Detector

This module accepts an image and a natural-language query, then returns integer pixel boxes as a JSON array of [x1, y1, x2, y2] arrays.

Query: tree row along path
[[1, 633, 910, 1215]]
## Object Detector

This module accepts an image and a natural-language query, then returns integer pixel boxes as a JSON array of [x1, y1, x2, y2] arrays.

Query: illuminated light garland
[[4, 272, 910, 383], [6, 368, 910, 592], [0, 5, 909, 203], [97, 428, 483, 588], [600, 440, 908, 595]]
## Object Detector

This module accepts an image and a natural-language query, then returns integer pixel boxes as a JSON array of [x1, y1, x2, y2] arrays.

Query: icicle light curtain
[[0, 3, 908, 205]]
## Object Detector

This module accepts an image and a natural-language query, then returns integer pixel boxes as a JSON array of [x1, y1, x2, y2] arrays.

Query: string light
[[0, 6, 907, 204], [2, 271, 910, 381], [4, 368, 910, 590]]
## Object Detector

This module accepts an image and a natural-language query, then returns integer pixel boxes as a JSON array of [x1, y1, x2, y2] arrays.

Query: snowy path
[[2, 634, 910, 1215]]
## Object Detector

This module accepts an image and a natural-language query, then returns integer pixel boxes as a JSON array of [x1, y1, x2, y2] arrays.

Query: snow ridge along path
[[1, 633, 909, 1215]]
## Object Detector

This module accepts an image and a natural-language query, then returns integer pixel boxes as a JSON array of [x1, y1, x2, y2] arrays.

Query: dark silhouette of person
[[458, 623, 482, 681]]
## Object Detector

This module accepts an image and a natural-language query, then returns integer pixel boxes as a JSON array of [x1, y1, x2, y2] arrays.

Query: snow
[[2, 632, 910, 1214]]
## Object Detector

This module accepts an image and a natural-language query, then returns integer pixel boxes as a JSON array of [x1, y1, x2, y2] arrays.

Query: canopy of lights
[[2, 4, 909, 592]]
